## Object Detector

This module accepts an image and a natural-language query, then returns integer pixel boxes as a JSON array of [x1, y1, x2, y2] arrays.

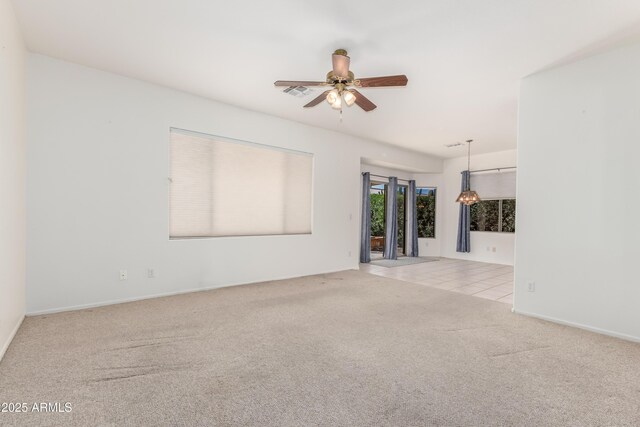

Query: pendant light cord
[[466, 139, 472, 191]]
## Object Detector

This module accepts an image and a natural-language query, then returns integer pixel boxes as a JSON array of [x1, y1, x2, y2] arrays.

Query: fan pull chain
[[340, 108, 343, 123]]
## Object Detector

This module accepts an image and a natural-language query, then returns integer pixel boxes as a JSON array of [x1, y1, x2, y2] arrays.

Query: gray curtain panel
[[360, 172, 371, 263], [456, 170, 471, 253], [383, 177, 398, 260], [406, 180, 419, 257]]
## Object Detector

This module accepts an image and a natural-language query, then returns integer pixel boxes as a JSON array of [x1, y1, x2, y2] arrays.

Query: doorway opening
[[369, 181, 407, 259], [370, 183, 385, 260]]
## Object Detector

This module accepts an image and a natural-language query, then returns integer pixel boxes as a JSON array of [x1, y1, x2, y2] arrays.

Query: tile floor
[[360, 257, 514, 304]]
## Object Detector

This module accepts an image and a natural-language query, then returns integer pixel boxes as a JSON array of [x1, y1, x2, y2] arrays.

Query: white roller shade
[[470, 170, 516, 199], [170, 129, 313, 238]]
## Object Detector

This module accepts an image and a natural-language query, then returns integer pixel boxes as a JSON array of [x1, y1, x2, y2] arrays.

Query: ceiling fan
[[274, 49, 408, 112]]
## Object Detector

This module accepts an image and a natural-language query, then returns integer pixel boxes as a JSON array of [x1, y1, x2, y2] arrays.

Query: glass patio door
[[369, 181, 407, 257], [397, 185, 407, 256], [369, 183, 386, 255]]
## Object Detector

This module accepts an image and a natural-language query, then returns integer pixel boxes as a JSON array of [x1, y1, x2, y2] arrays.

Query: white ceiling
[[12, 0, 640, 158]]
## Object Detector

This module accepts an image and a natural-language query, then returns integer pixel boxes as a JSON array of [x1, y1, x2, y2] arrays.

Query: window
[[468, 170, 516, 233], [169, 129, 313, 238], [470, 199, 516, 233], [501, 199, 516, 233], [416, 187, 436, 238]]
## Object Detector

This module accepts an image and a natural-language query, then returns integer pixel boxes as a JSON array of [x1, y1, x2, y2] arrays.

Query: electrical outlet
[[492, 247, 496, 252], [527, 281, 536, 292], [147, 268, 155, 278], [119, 270, 128, 281]]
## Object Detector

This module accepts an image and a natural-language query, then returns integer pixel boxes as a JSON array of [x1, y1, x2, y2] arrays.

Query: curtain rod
[[470, 166, 517, 174], [368, 173, 412, 183]]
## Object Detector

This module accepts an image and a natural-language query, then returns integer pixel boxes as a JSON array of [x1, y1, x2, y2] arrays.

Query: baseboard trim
[[27, 266, 357, 316], [513, 309, 640, 343], [0, 315, 25, 362], [445, 254, 514, 266]]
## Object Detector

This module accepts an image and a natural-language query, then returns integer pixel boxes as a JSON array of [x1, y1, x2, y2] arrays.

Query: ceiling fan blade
[[303, 91, 330, 108], [348, 89, 377, 112], [355, 75, 408, 87], [274, 80, 326, 87], [332, 51, 351, 78]]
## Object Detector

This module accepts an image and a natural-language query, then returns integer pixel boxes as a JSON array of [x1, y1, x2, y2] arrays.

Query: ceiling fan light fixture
[[343, 90, 356, 106], [275, 49, 407, 112], [326, 89, 339, 105], [330, 95, 342, 109]]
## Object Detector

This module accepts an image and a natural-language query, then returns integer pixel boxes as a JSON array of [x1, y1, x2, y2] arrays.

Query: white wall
[[26, 54, 443, 314], [0, 0, 26, 360], [515, 42, 640, 341], [436, 149, 517, 265]]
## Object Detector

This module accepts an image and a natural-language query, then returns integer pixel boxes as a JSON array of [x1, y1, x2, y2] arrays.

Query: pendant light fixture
[[456, 139, 481, 205]]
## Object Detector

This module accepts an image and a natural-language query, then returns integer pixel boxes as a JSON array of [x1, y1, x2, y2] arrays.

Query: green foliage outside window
[[397, 189, 406, 250], [370, 186, 436, 239], [501, 199, 516, 233], [470, 200, 500, 231], [416, 189, 436, 238], [470, 199, 515, 233], [370, 193, 385, 237]]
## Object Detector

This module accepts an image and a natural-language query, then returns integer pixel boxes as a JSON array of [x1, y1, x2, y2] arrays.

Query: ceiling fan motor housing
[[326, 70, 354, 85]]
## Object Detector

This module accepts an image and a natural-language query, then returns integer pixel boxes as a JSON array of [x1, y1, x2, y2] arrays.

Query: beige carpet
[[1, 270, 639, 426]]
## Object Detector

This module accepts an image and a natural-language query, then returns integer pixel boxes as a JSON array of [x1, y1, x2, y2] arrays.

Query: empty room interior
[[2, 0, 640, 425]]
